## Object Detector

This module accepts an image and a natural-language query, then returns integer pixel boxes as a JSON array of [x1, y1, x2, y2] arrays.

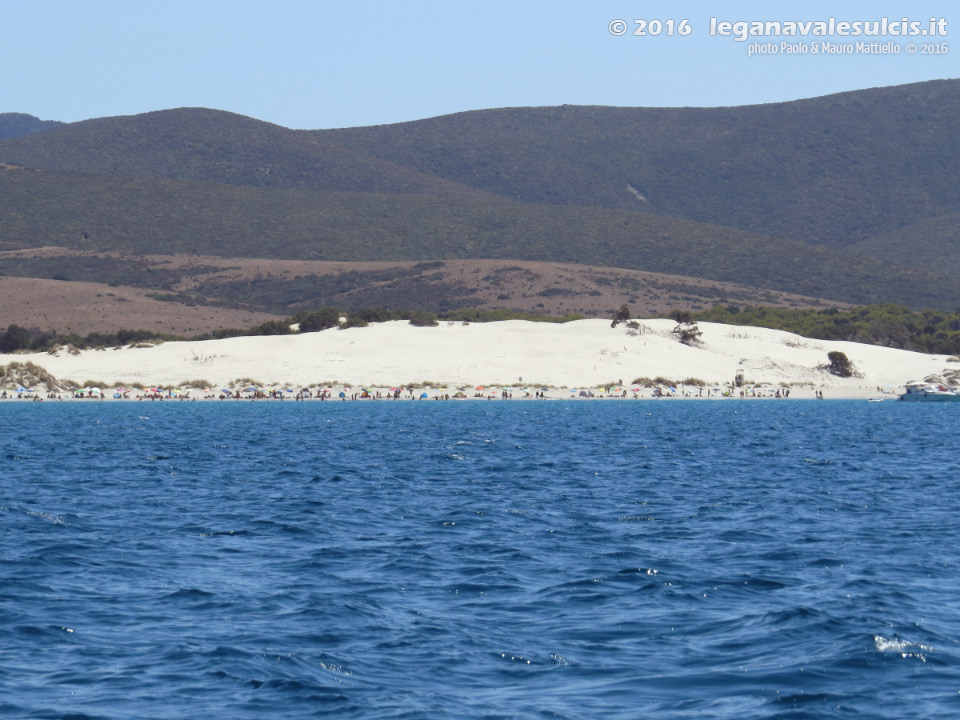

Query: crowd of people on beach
[[0, 384, 833, 401]]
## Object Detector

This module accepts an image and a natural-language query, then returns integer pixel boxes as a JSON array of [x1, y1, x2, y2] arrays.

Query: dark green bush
[[827, 350, 854, 377], [0, 324, 31, 353], [408, 311, 439, 327], [295, 307, 342, 332]]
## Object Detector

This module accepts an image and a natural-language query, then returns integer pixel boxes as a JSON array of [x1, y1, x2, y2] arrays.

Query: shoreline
[[0, 392, 906, 402]]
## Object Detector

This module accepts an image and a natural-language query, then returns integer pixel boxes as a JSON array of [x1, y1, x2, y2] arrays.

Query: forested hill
[[0, 113, 63, 140], [316, 80, 960, 249], [1, 80, 959, 310]]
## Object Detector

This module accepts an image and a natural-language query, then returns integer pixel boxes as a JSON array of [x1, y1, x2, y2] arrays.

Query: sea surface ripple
[[1, 400, 959, 719]]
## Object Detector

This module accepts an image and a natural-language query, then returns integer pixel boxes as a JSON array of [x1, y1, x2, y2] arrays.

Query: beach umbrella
[[420, 392, 428, 398], [338, 391, 346, 398]]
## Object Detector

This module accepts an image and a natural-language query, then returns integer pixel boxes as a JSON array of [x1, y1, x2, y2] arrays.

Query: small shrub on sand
[[611, 303, 632, 328], [408, 312, 439, 327], [82, 380, 110, 388], [232, 377, 265, 388], [826, 351, 856, 377], [672, 321, 703, 346]]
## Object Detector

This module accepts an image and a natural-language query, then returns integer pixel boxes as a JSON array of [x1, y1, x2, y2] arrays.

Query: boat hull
[[899, 390, 960, 402]]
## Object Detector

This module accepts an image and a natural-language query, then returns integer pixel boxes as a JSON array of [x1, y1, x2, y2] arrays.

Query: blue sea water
[[1, 399, 959, 719]]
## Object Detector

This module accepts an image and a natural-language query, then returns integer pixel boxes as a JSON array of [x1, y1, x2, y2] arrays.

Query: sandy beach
[[2, 319, 956, 400]]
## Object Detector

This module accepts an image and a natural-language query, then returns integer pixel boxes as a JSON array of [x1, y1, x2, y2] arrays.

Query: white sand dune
[[11, 319, 957, 398]]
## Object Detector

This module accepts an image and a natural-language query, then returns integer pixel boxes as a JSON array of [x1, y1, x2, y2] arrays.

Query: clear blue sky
[[1, 0, 956, 129]]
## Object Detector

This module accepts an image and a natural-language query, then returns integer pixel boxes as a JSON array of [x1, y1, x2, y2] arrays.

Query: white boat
[[898, 383, 960, 402]]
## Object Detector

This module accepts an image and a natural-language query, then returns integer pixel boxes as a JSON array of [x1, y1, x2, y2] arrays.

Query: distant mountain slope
[[0, 113, 62, 140], [0, 166, 957, 309], [316, 80, 960, 248], [0, 252, 846, 327], [850, 212, 960, 274], [0, 108, 488, 198], [0, 275, 279, 335], [1, 81, 959, 310]]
